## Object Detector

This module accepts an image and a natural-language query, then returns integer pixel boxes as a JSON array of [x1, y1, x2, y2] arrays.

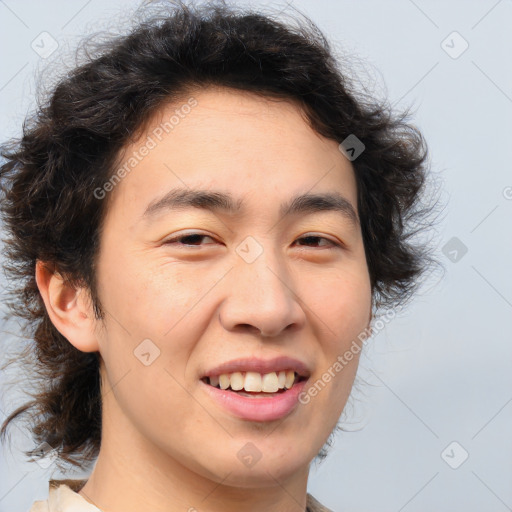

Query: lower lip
[[200, 379, 308, 422]]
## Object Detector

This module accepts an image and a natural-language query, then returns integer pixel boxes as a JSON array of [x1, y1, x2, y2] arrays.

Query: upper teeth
[[208, 370, 297, 392]]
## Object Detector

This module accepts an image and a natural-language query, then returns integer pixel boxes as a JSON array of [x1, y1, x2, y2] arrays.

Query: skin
[[36, 86, 372, 512]]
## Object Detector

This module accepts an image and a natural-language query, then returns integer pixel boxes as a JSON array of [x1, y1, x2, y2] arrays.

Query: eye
[[294, 235, 340, 249], [162, 232, 341, 250], [163, 232, 218, 247]]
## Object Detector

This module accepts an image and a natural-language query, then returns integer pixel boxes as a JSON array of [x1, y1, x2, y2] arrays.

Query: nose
[[219, 245, 306, 338]]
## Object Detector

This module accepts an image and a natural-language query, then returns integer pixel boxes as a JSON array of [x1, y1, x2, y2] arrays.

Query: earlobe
[[35, 260, 100, 353]]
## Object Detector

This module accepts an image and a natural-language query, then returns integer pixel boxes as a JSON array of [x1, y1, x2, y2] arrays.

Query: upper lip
[[201, 356, 311, 379]]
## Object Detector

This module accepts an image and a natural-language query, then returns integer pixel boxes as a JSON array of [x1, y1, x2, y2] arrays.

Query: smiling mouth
[[201, 370, 307, 397]]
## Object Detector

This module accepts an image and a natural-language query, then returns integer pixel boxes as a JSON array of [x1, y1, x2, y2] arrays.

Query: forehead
[[106, 86, 357, 223]]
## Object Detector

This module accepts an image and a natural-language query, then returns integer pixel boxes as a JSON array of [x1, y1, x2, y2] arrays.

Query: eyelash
[[163, 233, 341, 249]]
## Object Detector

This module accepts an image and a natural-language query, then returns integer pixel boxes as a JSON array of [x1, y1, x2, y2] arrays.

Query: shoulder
[[29, 483, 333, 512], [28, 500, 49, 512], [29, 479, 97, 512], [306, 492, 334, 512]]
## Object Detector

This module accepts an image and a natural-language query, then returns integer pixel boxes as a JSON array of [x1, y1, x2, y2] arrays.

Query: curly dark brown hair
[[0, 0, 440, 471]]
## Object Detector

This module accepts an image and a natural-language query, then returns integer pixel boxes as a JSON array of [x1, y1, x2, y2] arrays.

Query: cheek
[[96, 260, 225, 399], [301, 265, 371, 400], [303, 264, 372, 340], [133, 264, 222, 338], [97, 242, 204, 328]]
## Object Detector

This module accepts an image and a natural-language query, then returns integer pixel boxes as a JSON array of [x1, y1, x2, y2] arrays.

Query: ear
[[35, 260, 100, 353]]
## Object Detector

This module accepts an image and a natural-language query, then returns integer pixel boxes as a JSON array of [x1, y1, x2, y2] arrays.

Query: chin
[[185, 442, 312, 488]]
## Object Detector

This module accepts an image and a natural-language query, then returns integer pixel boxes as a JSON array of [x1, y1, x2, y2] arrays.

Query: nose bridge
[[220, 236, 304, 337]]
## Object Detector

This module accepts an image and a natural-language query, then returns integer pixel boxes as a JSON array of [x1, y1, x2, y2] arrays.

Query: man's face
[[92, 86, 372, 486]]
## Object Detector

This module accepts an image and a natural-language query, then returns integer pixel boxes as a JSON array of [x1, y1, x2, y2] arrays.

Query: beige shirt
[[29, 479, 333, 512]]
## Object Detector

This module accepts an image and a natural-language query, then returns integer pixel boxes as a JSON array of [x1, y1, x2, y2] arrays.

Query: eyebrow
[[142, 188, 359, 226]]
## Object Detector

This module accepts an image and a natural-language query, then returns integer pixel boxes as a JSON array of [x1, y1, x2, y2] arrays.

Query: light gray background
[[1, 1, 511, 511]]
